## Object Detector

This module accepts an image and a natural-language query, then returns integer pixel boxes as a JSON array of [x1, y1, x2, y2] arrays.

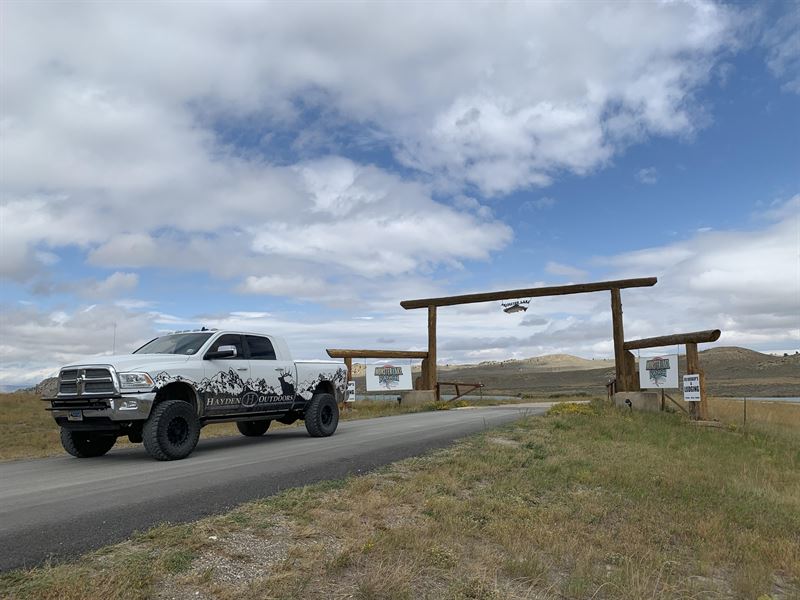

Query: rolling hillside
[[356, 347, 799, 397]]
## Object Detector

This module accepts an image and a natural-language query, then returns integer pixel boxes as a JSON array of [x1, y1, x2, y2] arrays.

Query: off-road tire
[[236, 420, 271, 437], [143, 400, 200, 461], [60, 428, 116, 458], [304, 393, 339, 437]]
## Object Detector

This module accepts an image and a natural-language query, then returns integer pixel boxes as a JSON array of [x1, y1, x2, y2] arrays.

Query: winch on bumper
[[45, 392, 156, 430]]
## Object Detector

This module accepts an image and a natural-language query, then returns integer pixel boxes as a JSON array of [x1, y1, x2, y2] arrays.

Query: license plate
[[68, 410, 83, 421]]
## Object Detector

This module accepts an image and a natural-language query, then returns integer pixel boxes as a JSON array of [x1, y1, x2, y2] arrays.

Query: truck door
[[202, 333, 250, 415], [245, 334, 296, 411]]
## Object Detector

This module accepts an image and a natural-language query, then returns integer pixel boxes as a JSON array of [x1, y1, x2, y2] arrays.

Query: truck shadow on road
[[67, 428, 339, 463]]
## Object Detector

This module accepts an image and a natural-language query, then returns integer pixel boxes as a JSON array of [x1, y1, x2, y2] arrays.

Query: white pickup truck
[[44, 330, 347, 460]]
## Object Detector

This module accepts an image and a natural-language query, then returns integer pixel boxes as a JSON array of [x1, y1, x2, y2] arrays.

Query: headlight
[[118, 372, 154, 389]]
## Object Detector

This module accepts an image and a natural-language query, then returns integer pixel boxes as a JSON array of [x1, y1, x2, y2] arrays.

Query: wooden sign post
[[685, 342, 708, 420], [625, 330, 720, 420]]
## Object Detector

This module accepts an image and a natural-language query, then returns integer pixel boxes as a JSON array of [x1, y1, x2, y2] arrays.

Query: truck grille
[[58, 367, 117, 397]]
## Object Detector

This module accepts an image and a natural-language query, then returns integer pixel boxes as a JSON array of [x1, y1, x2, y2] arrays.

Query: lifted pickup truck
[[44, 330, 347, 460]]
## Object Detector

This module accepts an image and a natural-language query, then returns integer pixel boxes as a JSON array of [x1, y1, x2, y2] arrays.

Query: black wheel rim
[[321, 404, 333, 426], [167, 417, 189, 445]]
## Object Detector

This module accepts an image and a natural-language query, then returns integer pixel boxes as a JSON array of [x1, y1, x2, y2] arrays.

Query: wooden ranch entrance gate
[[400, 277, 658, 394]]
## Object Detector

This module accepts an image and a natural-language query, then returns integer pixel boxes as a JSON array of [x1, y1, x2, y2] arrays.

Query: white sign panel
[[638, 354, 679, 389], [346, 380, 356, 402], [365, 362, 413, 392], [683, 374, 701, 402]]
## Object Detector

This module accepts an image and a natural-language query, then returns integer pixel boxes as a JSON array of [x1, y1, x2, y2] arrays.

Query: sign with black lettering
[[683, 374, 701, 402]]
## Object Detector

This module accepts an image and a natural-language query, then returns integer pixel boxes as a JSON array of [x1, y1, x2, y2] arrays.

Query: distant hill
[[455, 354, 616, 373], [353, 353, 614, 374], [350, 347, 798, 398], [7, 347, 798, 399]]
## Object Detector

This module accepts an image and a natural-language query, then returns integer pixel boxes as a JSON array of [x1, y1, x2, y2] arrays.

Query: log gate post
[[610, 288, 627, 392], [344, 357, 352, 383], [427, 305, 437, 391], [685, 342, 708, 421]]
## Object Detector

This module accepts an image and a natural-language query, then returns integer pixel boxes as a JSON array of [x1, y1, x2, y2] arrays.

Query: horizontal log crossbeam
[[400, 277, 657, 309], [623, 329, 721, 351]]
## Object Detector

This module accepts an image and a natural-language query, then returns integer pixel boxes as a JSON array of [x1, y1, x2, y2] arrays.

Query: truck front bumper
[[47, 392, 156, 425]]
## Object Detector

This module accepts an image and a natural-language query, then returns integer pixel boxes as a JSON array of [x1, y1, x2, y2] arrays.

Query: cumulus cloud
[[4, 1, 791, 385], [239, 274, 327, 298], [596, 195, 800, 348], [545, 261, 588, 279], [762, 7, 800, 93], [521, 197, 557, 211], [3, 192, 796, 386], [0, 304, 158, 385], [1, 1, 742, 302], [84, 272, 139, 299], [636, 167, 659, 184]]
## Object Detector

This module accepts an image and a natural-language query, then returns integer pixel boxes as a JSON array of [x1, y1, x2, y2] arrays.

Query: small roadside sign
[[683, 374, 701, 402], [346, 380, 356, 402]]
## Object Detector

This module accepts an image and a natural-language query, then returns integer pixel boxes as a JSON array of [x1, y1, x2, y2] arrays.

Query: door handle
[[236, 368, 248, 372]]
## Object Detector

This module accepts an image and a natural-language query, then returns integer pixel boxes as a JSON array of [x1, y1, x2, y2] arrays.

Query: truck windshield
[[133, 333, 213, 355]]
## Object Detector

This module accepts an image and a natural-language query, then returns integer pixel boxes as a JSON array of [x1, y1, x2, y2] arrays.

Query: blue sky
[[1, 1, 798, 385]]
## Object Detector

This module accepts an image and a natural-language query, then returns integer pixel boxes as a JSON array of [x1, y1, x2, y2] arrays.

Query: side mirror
[[205, 345, 237, 360]]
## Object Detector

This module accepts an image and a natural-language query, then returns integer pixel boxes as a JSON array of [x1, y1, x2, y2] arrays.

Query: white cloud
[[3, 2, 740, 203], [636, 167, 659, 184], [3, 191, 796, 386], [596, 195, 800, 347], [249, 160, 512, 278], [762, 7, 800, 93], [1, 1, 743, 298], [239, 275, 327, 298], [545, 261, 588, 279], [3, 1, 791, 385], [521, 197, 557, 211], [85, 272, 139, 299], [0, 304, 158, 386]]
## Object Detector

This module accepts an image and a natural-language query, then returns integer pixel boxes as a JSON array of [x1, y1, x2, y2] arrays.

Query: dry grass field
[[3, 402, 798, 600], [667, 395, 800, 432]]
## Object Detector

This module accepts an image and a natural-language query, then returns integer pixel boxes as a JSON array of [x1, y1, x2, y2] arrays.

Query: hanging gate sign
[[683, 374, 701, 402], [365, 362, 413, 392], [638, 354, 679, 389]]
